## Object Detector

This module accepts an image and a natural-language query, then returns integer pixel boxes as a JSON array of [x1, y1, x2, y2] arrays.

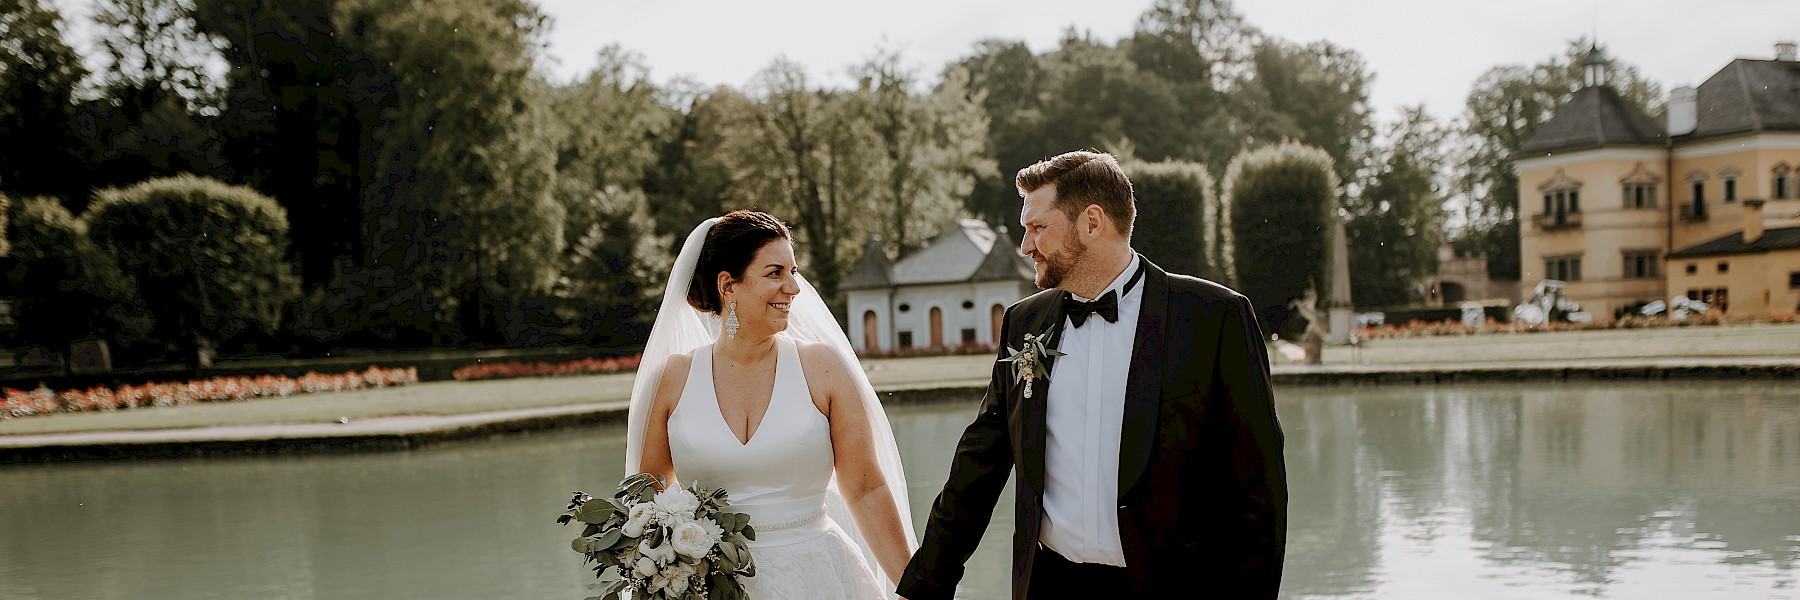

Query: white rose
[[621, 502, 655, 538], [670, 520, 718, 559], [635, 556, 657, 578], [652, 488, 700, 520], [639, 537, 676, 566]]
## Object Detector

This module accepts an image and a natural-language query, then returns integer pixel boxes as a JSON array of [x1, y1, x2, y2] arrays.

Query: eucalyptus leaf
[[574, 500, 614, 524], [594, 528, 624, 551]]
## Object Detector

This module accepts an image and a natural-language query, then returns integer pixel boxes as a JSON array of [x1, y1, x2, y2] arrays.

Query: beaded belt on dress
[[756, 507, 826, 532]]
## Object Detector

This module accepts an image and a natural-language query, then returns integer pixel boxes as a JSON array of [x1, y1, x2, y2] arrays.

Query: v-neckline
[[710, 340, 781, 447]]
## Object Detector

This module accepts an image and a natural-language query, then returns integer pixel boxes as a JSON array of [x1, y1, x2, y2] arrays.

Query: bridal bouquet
[[558, 473, 758, 600]]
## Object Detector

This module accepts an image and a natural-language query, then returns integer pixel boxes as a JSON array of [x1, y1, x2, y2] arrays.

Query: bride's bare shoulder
[[653, 350, 698, 410], [795, 340, 855, 374]]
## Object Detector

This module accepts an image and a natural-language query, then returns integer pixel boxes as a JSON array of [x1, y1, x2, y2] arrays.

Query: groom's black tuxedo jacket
[[897, 258, 1287, 599]]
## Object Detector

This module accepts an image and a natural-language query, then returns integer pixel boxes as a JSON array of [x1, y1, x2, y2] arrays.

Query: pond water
[[2, 381, 1796, 599]]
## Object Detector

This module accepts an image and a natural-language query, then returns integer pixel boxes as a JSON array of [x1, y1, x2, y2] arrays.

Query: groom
[[897, 151, 1287, 599]]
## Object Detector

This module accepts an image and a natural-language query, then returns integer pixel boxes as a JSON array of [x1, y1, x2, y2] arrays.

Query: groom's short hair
[[1015, 151, 1135, 238]]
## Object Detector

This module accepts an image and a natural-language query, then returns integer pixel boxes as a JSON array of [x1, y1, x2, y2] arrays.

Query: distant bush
[[2, 196, 150, 362], [85, 175, 299, 365]]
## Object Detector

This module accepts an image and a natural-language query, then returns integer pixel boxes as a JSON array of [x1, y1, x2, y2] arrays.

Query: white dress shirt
[[1040, 254, 1142, 566]]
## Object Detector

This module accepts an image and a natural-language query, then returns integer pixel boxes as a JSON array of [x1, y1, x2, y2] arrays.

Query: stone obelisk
[[1328, 214, 1353, 345]]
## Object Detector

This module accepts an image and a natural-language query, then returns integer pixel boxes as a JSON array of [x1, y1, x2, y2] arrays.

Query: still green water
[[1, 381, 1796, 599]]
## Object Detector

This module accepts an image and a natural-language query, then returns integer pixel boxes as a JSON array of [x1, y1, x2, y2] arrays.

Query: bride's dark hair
[[687, 210, 792, 314]]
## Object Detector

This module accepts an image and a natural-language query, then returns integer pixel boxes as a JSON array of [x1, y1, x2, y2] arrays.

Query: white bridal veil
[[623, 218, 918, 583]]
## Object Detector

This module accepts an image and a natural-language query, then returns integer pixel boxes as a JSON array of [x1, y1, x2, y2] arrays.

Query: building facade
[[842, 220, 1037, 353], [1516, 43, 1800, 320]]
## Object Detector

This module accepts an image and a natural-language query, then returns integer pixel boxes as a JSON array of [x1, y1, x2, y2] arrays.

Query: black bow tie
[[1062, 262, 1145, 328], [1063, 290, 1119, 327]]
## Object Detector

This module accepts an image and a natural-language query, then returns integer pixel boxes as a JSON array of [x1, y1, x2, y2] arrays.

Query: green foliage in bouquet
[[559, 473, 758, 600]]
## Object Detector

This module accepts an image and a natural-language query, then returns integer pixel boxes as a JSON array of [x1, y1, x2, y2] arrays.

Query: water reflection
[[1279, 382, 1800, 599], [0, 382, 1795, 599]]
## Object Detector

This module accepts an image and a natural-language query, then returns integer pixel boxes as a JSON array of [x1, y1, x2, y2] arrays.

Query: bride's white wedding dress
[[667, 336, 887, 599]]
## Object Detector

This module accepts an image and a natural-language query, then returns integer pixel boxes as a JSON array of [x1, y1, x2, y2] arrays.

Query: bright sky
[[533, 0, 1800, 123], [45, 0, 1800, 123]]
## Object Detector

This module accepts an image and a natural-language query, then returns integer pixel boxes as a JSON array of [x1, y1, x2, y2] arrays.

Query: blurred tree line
[[0, 0, 1661, 367]]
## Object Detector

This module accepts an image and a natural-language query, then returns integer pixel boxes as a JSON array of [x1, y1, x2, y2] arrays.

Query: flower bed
[[1354, 312, 1799, 340], [1, 366, 419, 420], [451, 356, 642, 381]]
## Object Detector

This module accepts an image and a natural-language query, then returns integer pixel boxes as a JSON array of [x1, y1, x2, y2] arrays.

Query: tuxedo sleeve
[[1212, 292, 1288, 598], [896, 313, 1018, 600]]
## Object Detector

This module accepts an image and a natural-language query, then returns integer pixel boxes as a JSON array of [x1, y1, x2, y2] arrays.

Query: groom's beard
[[1035, 234, 1089, 290]]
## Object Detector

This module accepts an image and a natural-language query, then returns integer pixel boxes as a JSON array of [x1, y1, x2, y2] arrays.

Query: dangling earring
[[725, 301, 739, 340]]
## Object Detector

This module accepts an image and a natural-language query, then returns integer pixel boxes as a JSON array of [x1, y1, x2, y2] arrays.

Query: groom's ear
[[1082, 204, 1105, 235]]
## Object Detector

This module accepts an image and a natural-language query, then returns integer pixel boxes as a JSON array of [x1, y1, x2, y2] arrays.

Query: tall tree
[[1454, 39, 1660, 280], [1347, 106, 1447, 307], [948, 39, 1047, 226], [1245, 39, 1374, 185], [1127, 0, 1259, 171], [193, 0, 387, 289], [87, 0, 224, 189], [545, 47, 677, 345], [1225, 141, 1338, 336], [718, 58, 850, 304], [0, 0, 90, 202], [547, 187, 669, 346], [857, 51, 995, 259], [336, 0, 563, 345], [1037, 31, 1181, 164], [644, 86, 735, 247]]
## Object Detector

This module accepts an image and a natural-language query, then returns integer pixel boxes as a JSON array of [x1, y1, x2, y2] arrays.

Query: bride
[[624, 211, 916, 598]]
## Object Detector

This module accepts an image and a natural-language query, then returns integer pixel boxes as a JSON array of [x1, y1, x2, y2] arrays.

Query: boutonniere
[[999, 330, 1064, 398]]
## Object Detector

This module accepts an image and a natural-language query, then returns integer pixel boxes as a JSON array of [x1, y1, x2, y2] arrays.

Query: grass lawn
[[3, 322, 1796, 437]]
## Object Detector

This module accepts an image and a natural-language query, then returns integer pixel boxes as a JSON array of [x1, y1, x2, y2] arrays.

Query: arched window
[[928, 307, 944, 349], [990, 304, 1005, 344], [862, 310, 879, 352]]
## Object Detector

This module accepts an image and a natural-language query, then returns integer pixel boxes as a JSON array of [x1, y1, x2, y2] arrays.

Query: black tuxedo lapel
[[1015, 290, 1065, 496], [1118, 258, 1167, 498]]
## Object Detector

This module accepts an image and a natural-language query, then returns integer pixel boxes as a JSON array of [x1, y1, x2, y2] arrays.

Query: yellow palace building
[[1516, 42, 1800, 320]]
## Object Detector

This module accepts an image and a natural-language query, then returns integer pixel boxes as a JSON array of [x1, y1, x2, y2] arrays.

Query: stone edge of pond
[[2, 362, 1792, 464]]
